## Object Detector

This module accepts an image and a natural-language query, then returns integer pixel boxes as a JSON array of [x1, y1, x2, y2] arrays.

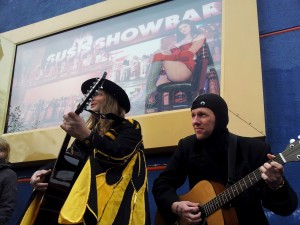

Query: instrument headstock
[[75, 72, 107, 114]]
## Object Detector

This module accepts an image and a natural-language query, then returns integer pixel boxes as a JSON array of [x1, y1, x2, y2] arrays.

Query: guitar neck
[[51, 133, 72, 171], [202, 154, 285, 216]]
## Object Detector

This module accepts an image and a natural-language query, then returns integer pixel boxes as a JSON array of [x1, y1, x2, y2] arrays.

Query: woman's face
[[90, 90, 106, 112], [178, 23, 191, 36]]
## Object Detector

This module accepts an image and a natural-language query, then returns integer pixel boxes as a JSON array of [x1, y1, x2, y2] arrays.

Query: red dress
[[153, 42, 195, 72]]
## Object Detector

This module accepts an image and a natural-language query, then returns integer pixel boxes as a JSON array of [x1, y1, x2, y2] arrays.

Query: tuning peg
[[290, 139, 296, 144]]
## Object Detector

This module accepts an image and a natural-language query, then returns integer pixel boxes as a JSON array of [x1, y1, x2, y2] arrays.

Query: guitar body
[[155, 180, 238, 225], [33, 152, 84, 225], [154, 139, 300, 225]]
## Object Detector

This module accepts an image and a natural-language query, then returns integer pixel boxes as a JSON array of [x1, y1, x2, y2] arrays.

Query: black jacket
[[0, 163, 17, 225], [152, 133, 298, 225]]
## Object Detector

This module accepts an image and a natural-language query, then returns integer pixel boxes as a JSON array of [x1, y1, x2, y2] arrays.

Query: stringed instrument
[[31, 72, 107, 225], [155, 138, 300, 225]]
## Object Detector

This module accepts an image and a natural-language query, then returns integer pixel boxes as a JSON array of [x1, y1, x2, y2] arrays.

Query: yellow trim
[[59, 158, 92, 224], [96, 140, 142, 162], [105, 131, 116, 140], [20, 192, 43, 225], [96, 152, 148, 224]]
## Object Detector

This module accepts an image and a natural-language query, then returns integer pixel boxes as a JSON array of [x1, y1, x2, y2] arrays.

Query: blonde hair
[[86, 91, 126, 135], [0, 137, 10, 162]]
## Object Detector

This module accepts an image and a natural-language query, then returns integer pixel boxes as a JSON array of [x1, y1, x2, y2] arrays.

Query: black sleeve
[[94, 121, 142, 157], [262, 178, 298, 216], [0, 169, 17, 224], [152, 138, 189, 224], [76, 120, 142, 158]]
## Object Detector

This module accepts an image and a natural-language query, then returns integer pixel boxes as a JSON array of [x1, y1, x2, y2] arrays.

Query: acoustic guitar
[[31, 72, 107, 225], [155, 138, 300, 225]]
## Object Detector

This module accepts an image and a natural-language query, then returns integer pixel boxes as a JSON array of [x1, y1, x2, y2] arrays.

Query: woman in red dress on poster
[[145, 19, 206, 113]]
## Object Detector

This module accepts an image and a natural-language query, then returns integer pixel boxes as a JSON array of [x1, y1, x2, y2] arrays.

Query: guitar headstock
[[281, 137, 300, 163], [75, 72, 107, 115]]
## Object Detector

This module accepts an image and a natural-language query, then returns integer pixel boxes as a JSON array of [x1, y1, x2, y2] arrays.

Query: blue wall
[[1, 0, 300, 224], [0, 0, 105, 33], [257, 1, 300, 223]]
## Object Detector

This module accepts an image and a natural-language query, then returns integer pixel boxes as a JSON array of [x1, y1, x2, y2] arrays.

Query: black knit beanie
[[191, 94, 229, 130]]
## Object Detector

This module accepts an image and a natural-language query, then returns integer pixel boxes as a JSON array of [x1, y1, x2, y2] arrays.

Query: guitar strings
[[202, 154, 283, 216]]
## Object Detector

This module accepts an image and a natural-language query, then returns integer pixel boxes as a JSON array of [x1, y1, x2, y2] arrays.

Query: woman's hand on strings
[[30, 169, 51, 191]]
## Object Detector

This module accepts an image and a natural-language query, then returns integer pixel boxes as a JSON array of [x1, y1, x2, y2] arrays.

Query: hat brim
[[81, 78, 130, 113]]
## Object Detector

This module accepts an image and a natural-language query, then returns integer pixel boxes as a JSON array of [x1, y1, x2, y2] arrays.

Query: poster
[[6, 0, 222, 133]]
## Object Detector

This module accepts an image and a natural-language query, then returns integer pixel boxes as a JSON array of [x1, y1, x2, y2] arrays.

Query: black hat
[[81, 78, 131, 113], [191, 93, 228, 129]]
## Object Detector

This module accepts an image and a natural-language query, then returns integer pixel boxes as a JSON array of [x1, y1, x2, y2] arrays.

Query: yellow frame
[[0, 0, 265, 163]]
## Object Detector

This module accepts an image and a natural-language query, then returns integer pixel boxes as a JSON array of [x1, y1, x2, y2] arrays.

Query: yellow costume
[[20, 119, 150, 225]]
